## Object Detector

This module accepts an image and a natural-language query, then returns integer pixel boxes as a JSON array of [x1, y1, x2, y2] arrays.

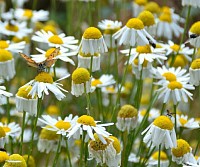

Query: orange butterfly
[[19, 47, 60, 72]]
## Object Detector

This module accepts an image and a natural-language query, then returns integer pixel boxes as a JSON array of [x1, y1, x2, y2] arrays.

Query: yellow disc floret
[[118, 104, 138, 118], [152, 151, 168, 160], [46, 105, 60, 115], [153, 116, 173, 130], [48, 35, 63, 44], [162, 72, 177, 82], [109, 136, 121, 153], [126, 18, 144, 30], [90, 133, 110, 151], [72, 68, 90, 84], [159, 13, 172, 23], [3, 154, 27, 167], [191, 58, 200, 69], [190, 21, 200, 35], [55, 120, 71, 130], [2, 127, 11, 133], [39, 125, 59, 140], [134, 58, 148, 67], [170, 44, 180, 52], [169, 54, 188, 68], [0, 151, 9, 163], [34, 72, 53, 83], [138, 11, 155, 27], [23, 9, 33, 19], [5, 24, 19, 32], [0, 41, 9, 49], [83, 27, 102, 39], [23, 155, 35, 167], [144, 2, 161, 14], [0, 126, 6, 138], [179, 117, 188, 126], [136, 45, 152, 53], [79, 51, 99, 57], [0, 49, 13, 62], [168, 81, 183, 90], [91, 79, 102, 87], [172, 139, 190, 157], [16, 86, 34, 99], [77, 115, 96, 126], [134, 0, 148, 6], [43, 25, 57, 34]]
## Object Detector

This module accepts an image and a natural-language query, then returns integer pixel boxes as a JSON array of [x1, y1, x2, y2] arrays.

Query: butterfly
[[190, 33, 199, 39], [146, 36, 156, 48], [166, 110, 175, 118], [19, 47, 60, 72], [0, 148, 7, 152]]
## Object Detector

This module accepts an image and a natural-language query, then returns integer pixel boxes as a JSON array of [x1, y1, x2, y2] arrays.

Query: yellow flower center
[[45, 48, 60, 58], [2, 126, 11, 133], [83, 27, 102, 39], [162, 72, 177, 82], [167, 81, 183, 90], [191, 58, 200, 69], [134, 58, 148, 67], [0, 126, 6, 138], [118, 104, 138, 118], [152, 151, 168, 160], [90, 133, 110, 151], [104, 28, 120, 35], [46, 105, 60, 115], [141, 95, 150, 105], [134, 0, 148, 6], [138, 11, 155, 27], [126, 18, 144, 30], [109, 136, 121, 153], [144, 2, 161, 14], [16, 85, 34, 99], [34, 72, 53, 83], [172, 139, 190, 157], [79, 51, 99, 57], [179, 118, 188, 126], [0, 49, 13, 62], [159, 13, 172, 23], [55, 120, 71, 130], [23, 155, 35, 167], [72, 68, 90, 84], [0, 151, 9, 163], [162, 6, 171, 14], [106, 86, 116, 93], [170, 44, 180, 52], [12, 36, 30, 43], [0, 40, 9, 49], [48, 35, 63, 44], [91, 79, 102, 87], [5, 24, 19, 32], [4, 154, 27, 167], [40, 125, 59, 140], [153, 115, 173, 130], [77, 115, 96, 126], [23, 9, 33, 19], [136, 45, 152, 53], [43, 25, 57, 34], [190, 21, 200, 35]]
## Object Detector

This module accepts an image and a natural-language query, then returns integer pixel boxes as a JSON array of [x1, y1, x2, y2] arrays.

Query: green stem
[[53, 65, 57, 80], [20, 111, 26, 155], [121, 131, 128, 167], [80, 132, 86, 167], [53, 135, 62, 167], [191, 47, 196, 62], [84, 84, 91, 115], [51, 0, 56, 19], [32, 0, 38, 10], [89, 55, 94, 76], [158, 144, 161, 167], [108, 35, 113, 74], [66, 141, 72, 167], [45, 152, 51, 167], [5, 80, 10, 123], [114, 47, 119, 86], [66, 0, 73, 34], [174, 105, 177, 133], [194, 135, 200, 155], [160, 103, 166, 115]]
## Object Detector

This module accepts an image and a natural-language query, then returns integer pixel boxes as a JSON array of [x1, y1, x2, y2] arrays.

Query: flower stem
[[107, 35, 113, 74], [32, 0, 38, 10], [84, 84, 91, 115], [89, 55, 94, 76], [174, 105, 177, 133], [53, 135, 62, 167], [158, 144, 161, 167], [66, 141, 72, 167], [80, 132, 86, 167], [45, 152, 51, 167], [5, 79, 10, 123], [160, 103, 166, 115], [114, 47, 119, 86], [19, 111, 26, 155]]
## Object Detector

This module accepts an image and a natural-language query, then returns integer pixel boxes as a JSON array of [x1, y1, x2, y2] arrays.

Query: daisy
[[3, 154, 26, 167], [67, 115, 114, 144], [188, 21, 200, 48], [0, 49, 16, 81], [15, 85, 38, 116], [14, 8, 49, 22], [78, 27, 108, 55], [0, 126, 6, 147], [24, 72, 69, 100], [190, 58, 200, 86], [0, 40, 26, 54], [116, 104, 138, 133], [177, 115, 200, 129], [142, 115, 177, 149], [89, 134, 121, 167], [0, 20, 32, 38], [148, 151, 169, 167], [113, 18, 156, 47], [32, 30, 78, 51], [182, 0, 200, 8], [144, 2, 161, 16], [71, 68, 92, 97], [172, 139, 196, 165], [0, 86, 12, 105], [30, 47, 76, 65], [38, 114, 78, 136], [132, 0, 148, 17], [138, 108, 160, 123]]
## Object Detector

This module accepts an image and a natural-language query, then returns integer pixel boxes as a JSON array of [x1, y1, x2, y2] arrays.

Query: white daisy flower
[[113, 18, 156, 47], [177, 115, 200, 129], [132, 0, 148, 17], [147, 151, 169, 167], [30, 47, 76, 65], [38, 114, 78, 136], [142, 116, 177, 149], [0, 126, 6, 147], [138, 108, 160, 123], [156, 80, 194, 104], [98, 19, 122, 31], [67, 115, 114, 144], [182, 0, 200, 8], [24, 72, 69, 100], [188, 21, 200, 48], [78, 27, 108, 55], [32, 30, 78, 51], [0, 20, 32, 38], [0, 86, 12, 105], [190, 58, 200, 86], [14, 8, 49, 22], [0, 40, 26, 54]]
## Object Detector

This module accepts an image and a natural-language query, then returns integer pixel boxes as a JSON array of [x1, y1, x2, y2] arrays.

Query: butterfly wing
[[45, 47, 60, 67], [19, 53, 38, 68]]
